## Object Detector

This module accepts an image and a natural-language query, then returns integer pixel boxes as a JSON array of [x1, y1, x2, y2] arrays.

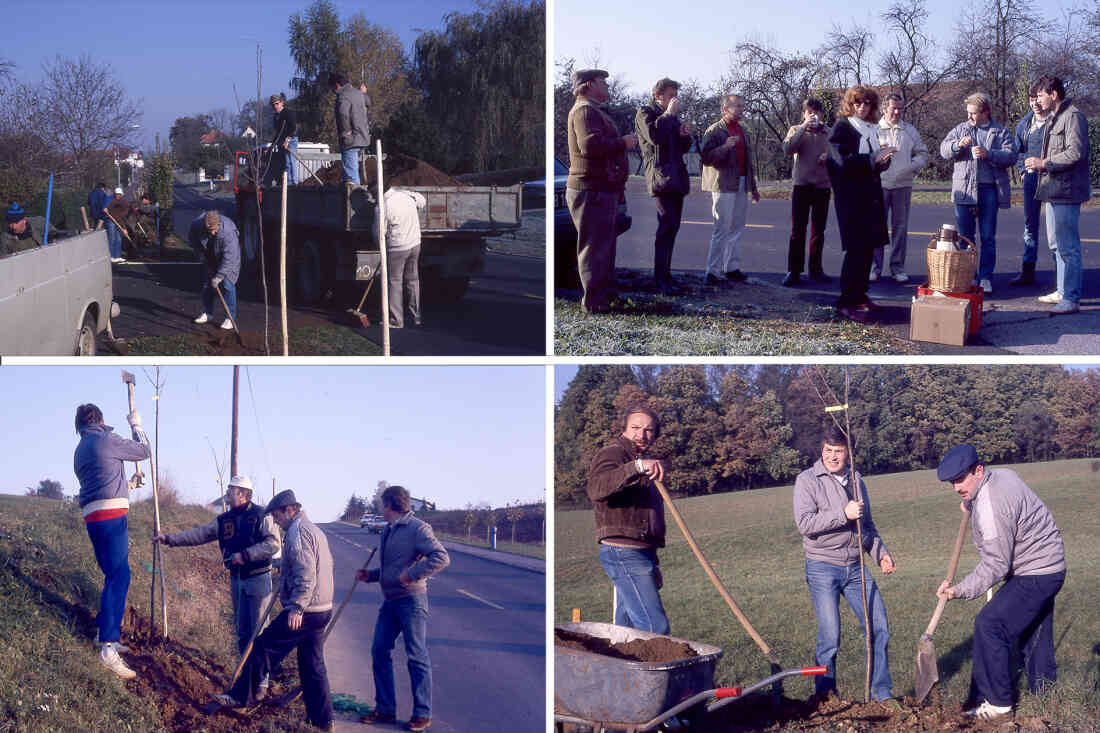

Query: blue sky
[[554, 0, 1071, 97], [3, 0, 483, 154], [1, 365, 545, 521]]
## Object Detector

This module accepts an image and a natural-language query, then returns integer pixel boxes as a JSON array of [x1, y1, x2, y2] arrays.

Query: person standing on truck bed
[[379, 185, 427, 328], [269, 94, 298, 186], [2, 202, 64, 256], [190, 210, 241, 330], [327, 71, 370, 184]]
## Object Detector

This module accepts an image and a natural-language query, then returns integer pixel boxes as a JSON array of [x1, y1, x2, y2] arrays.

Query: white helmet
[[114, 187, 124, 195], [227, 475, 253, 492]]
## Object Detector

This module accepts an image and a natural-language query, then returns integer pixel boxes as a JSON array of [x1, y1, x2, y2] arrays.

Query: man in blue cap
[[935, 444, 1066, 720], [213, 489, 334, 731], [2, 203, 54, 256]]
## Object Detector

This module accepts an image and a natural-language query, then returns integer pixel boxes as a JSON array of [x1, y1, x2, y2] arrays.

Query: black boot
[[1009, 262, 1036, 286]]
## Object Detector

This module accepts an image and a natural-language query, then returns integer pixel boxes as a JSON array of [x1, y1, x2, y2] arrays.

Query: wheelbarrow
[[555, 622, 826, 732]]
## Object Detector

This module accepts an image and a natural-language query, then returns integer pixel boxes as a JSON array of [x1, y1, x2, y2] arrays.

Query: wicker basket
[[926, 235, 977, 293]]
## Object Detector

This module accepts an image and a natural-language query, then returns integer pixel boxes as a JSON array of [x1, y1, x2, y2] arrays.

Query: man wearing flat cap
[[636, 78, 693, 295], [935, 444, 1066, 721], [566, 68, 637, 314], [214, 489, 335, 731]]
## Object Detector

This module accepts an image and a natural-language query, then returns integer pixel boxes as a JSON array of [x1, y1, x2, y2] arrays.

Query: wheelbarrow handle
[[714, 687, 743, 698]]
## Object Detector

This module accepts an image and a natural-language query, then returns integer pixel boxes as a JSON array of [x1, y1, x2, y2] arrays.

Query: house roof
[[200, 130, 227, 145]]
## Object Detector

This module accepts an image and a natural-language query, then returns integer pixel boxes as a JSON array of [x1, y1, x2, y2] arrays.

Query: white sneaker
[[868, 270, 880, 282], [980, 278, 992, 293], [99, 643, 136, 679], [193, 313, 210, 324], [94, 631, 129, 653], [892, 272, 909, 283], [964, 700, 1012, 719], [220, 318, 235, 330], [110, 257, 126, 264], [1037, 291, 1062, 304]]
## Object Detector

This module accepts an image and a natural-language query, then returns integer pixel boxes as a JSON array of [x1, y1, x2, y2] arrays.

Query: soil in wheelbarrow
[[554, 628, 698, 662], [694, 689, 1055, 732]]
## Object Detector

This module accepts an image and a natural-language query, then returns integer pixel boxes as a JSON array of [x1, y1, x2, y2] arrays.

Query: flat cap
[[572, 68, 608, 94], [937, 443, 980, 482], [265, 489, 300, 514]]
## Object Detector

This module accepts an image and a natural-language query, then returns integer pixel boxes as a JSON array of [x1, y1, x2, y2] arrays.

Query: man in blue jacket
[[357, 485, 450, 732], [1010, 86, 1050, 287], [73, 402, 150, 680], [189, 210, 241, 330]]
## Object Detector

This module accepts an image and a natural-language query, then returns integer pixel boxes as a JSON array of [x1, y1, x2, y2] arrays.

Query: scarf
[[847, 116, 881, 155]]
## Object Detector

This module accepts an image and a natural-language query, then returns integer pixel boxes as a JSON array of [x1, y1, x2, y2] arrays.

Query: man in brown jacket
[[566, 68, 637, 314], [700, 94, 759, 286], [586, 406, 669, 633]]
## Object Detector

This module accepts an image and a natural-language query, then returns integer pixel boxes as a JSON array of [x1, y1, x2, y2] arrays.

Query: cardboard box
[[910, 296, 971, 346], [917, 284, 983, 335]]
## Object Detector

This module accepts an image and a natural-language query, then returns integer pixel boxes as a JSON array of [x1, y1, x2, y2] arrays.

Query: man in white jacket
[[873, 94, 929, 283], [380, 187, 427, 328]]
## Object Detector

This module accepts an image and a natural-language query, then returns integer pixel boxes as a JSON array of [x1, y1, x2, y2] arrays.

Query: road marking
[[329, 532, 365, 551], [682, 220, 774, 229], [457, 588, 505, 610], [521, 293, 544, 300]]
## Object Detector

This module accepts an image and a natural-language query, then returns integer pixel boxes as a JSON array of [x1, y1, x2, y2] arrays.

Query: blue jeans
[[1021, 172, 1041, 265], [372, 594, 432, 718], [200, 274, 237, 319], [954, 183, 999, 282], [1046, 203, 1082, 304], [804, 559, 892, 700], [284, 137, 298, 185], [231, 571, 273, 656], [105, 220, 122, 258], [342, 147, 362, 184], [599, 545, 670, 634], [86, 514, 130, 643]]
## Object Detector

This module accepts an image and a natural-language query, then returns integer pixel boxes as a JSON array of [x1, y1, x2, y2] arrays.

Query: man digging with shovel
[[189, 210, 241, 331], [212, 489, 335, 731], [73, 402, 150, 680], [793, 425, 897, 704], [152, 475, 280, 698], [934, 444, 1066, 721]]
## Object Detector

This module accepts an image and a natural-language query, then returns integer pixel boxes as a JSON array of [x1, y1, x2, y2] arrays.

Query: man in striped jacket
[[73, 402, 150, 680]]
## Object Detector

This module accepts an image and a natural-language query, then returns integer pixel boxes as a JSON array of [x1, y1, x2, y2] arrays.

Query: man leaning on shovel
[[73, 402, 150, 680], [213, 489, 335, 731], [152, 475, 280, 697], [934, 444, 1066, 721], [189, 210, 241, 331], [793, 425, 897, 703]]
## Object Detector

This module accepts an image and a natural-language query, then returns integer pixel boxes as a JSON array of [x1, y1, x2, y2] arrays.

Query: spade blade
[[914, 634, 939, 704]]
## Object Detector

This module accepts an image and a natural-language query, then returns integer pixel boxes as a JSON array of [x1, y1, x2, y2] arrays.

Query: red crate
[[917, 284, 983, 335]]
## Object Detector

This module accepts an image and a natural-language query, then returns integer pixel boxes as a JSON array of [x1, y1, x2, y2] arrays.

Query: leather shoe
[[658, 280, 685, 295], [406, 716, 432, 731], [704, 273, 727, 286], [361, 710, 398, 724], [725, 269, 747, 282], [781, 272, 800, 286], [837, 305, 869, 323], [859, 298, 884, 313]]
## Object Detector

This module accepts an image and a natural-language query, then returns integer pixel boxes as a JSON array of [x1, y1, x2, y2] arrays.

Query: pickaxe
[[121, 370, 144, 489]]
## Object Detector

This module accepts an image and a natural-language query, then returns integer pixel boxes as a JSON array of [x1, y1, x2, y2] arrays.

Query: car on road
[[360, 513, 386, 533], [550, 157, 631, 289]]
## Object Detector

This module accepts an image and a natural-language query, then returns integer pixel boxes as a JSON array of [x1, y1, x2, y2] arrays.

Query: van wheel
[[76, 312, 97, 356]]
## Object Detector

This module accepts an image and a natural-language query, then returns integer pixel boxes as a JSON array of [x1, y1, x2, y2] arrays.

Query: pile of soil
[[555, 628, 698, 662], [297, 152, 460, 188]]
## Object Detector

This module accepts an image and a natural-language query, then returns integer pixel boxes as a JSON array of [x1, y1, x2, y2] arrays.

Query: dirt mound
[[297, 152, 460, 188], [555, 628, 698, 662]]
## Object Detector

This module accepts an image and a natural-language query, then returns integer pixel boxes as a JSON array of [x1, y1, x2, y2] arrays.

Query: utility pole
[[230, 366, 240, 477]]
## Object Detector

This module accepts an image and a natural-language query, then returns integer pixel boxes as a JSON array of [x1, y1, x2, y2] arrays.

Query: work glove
[[211, 275, 224, 289], [127, 409, 142, 428]]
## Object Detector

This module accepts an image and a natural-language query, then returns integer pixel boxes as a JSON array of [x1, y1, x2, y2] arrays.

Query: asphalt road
[[103, 185, 544, 355], [320, 522, 545, 732], [615, 178, 1100, 354]]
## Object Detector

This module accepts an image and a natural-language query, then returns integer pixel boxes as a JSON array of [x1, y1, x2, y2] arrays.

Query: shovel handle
[[323, 545, 378, 644], [923, 508, 970, 637], [653, 479, 780, 667], [213, 283, 242, 339]]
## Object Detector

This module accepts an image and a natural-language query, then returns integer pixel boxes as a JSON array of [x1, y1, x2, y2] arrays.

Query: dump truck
[[0, 229, 118, 355], [232, 147, 523, 305]]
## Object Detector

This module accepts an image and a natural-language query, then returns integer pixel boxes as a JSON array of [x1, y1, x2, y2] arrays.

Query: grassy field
[[434, 531, 546, 559], [555, 458, 1100, 731], [125, 324, 385, 357], [0, 495, 317, 733]]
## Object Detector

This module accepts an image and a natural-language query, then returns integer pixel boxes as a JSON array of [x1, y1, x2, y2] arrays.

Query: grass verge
[[434, 532, 546, 560], [125, 324, 384, 357], [555, 458, 1100, 731]]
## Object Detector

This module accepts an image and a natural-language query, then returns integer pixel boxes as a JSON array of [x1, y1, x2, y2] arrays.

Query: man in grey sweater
[[357, 485, 449, 732], [328, 70, 371, 184], [217, 489, 334, 731], [936, 444, 1066, 720], [793, 425, 896, 702]]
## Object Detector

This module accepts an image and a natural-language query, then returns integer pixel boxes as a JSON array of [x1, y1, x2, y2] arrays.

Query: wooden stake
[[280, 170, 289, 356], [376, 139, 390, 357], [842, 369, 872, 703]]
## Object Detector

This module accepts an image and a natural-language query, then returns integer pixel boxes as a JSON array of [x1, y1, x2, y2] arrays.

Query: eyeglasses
[[853, 99, 872, 106]]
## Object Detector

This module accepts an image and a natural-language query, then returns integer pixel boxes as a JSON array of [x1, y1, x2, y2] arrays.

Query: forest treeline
[[555, 365, 1100, 507]]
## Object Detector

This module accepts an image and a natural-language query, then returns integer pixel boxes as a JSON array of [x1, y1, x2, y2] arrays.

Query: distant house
[[410, 496, 436, 512], [241, 126, 257, 140], [206, 494, 227, 513], [200, 130, 228, 147]]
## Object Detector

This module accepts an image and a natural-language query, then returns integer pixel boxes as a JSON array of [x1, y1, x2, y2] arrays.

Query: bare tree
[[208, 107, 236, 136], [823, 21, 875, 87], [876, 0, 959, 129], [30, 54, 142, 188], [1023, 4, 1100, 113]]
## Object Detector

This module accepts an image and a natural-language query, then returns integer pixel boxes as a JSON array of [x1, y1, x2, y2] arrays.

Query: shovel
[[914, 506, 970, 703], [213, 282, 245, 346], [346, 275, 376, 327]]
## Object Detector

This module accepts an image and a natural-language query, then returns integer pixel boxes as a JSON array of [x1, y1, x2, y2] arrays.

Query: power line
[[244, 366, 274, 477]]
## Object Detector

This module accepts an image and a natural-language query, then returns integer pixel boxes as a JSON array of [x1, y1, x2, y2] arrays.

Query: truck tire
[[75, 311, 97, 356], [294, 239, 323, 304]]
